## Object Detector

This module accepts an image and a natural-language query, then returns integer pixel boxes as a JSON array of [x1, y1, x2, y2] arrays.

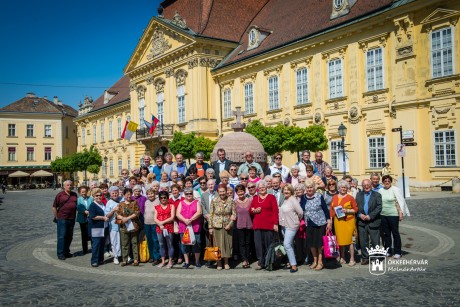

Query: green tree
[[194, 135, 217, 160], [87, 164, 101, 176], [168, 131, 197, 163]]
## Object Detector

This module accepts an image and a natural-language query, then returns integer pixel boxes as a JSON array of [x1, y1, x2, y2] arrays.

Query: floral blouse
[[116, 200, 140, 232], [209, 197, 236, 230]]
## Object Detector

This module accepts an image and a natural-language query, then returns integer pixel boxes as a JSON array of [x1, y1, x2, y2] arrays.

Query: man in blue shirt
[[152, 156, 164, 179], [370, 173, 383, 192]]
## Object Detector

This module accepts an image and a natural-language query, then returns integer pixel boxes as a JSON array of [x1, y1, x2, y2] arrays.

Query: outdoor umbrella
[[8, 170, 30, 186], [30, 170, 53, 177]]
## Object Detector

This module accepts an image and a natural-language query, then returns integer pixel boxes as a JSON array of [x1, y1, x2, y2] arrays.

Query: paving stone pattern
[[0, 190, 459, 306]]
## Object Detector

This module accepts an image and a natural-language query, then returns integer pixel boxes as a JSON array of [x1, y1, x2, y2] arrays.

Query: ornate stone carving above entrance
[[175, 69, 188, 86], [348, 104, 362, 124], [147, 28, 172, 60], [136, 85, 146, 99], [154, 78, 165, 92], [313, 109, 324, 125], [431, 103, 456, 129]]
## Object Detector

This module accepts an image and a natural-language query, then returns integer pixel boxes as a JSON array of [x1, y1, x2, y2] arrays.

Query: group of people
[[52, 148, 410, 272]]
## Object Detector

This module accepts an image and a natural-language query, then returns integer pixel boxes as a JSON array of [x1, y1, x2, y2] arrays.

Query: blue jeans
[[282, 227, 298, 266], [145, 224, 160, 261], [91, 236, 105, 265], [157, 231, 174, 258], [57, 219, 75, 258]]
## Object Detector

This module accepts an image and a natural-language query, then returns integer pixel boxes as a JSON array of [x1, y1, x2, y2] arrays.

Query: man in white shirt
[[269, 152, 290, 182]]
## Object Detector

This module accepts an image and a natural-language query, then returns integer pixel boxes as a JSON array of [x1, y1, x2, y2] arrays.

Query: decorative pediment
[[147, 28, 172, 60], [421, 8, 460, 26]]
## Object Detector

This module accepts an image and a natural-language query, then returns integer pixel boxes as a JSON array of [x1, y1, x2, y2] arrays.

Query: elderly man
[[187, 152, 210, 177], [312, 152, 331, 178], [268, 177, 285, 206], [269, 152, 290, 182], [370, 173, 383, 192], [172, 153, 188, 176], [212, 148, 233, 177], [152, 156, 164, 180], [162, 152, 174, 178], [297, 150, 317, 177], [52, 180, 78, 260], [143, 155, 154, 174], [356, 179, 382, 265], [237, 151, 264, 179]]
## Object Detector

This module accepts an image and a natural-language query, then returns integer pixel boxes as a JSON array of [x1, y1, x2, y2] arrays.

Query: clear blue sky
[[0, 0, 162, 109]]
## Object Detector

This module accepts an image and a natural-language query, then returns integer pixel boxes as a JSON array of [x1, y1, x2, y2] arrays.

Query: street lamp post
[[103, 156, 108, 181], [338, 123, 347, 177]]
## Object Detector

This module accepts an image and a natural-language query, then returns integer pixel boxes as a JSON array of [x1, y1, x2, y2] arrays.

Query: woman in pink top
[[176, 187, 202, 269], [248, 166, 261, 185], [234, 184, 253, 269]]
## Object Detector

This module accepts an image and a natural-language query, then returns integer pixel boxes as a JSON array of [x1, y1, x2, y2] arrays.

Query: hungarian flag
[[121, 120, 138, 140]]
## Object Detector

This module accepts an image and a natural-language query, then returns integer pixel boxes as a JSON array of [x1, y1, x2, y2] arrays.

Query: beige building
[[0, 93, 77, 186], [74, 76, 132, 184], [78, 0, 460, 189]]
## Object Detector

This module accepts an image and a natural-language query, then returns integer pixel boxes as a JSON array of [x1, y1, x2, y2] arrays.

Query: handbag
[[323, 230, 340, 258], [204, 235, 221, 261], [181, 225, 196, 245], [139, 235, 150, 263]]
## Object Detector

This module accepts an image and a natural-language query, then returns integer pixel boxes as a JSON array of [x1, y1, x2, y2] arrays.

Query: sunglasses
[[230, 169, 236, 171], [274, 157, 281, 160], [240, 177, 248, 180], [184, 193, 193, 196], [200, 182, 206, 184], [159, 196, 168, 199], [248, 186, 256, 189]]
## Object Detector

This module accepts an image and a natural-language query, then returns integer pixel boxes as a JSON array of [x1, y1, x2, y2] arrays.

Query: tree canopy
[[168, 131, 217, 162], [245, 120, 328, 156], [50, 145, 103, 178]]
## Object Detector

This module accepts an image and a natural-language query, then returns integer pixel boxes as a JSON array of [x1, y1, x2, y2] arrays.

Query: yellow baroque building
[[74, 76, 132, 184], [85, 0, 459, 190], [0, 93, 77, 186]]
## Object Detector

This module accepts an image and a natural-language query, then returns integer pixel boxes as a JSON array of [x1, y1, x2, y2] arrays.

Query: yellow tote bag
[[139, 235, 150, 263]]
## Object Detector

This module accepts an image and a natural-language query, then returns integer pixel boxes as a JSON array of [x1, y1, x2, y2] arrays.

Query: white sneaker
[[394, 254, 401, 259], [104, 252, 111, 258], [113, 258, 120, 265]]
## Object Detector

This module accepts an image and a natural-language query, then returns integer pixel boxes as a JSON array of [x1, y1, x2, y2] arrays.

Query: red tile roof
[[0, 95, 78, 117], [160, 0, 269, 42], [90, 75, 130, 112], [216, 0, 394, 67]]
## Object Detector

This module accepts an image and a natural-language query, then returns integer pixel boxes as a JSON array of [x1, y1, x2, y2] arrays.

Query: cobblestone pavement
[[0, 190, 459, 306]]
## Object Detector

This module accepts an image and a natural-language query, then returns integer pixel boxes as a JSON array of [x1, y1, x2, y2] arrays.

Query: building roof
[[216, 0, 394, 68], [90, 75, 130, 112], [160, 0, 269, 42], [0, 94, 78, 117]]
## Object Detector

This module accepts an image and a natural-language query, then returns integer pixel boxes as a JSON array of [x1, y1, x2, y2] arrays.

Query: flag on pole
[[121, 120, 138, 140], [150, 115, 160, 134]]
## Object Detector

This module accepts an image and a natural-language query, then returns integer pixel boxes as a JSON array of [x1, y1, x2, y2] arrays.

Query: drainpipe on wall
[[216, 78, 223, 137]]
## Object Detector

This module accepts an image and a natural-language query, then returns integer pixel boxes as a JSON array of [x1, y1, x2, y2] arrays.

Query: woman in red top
[[154, 190, 176, 268], [249, 180, 279, 270], [169, 184, 183, 265]]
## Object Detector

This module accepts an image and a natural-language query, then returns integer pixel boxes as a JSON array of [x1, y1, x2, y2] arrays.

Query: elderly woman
[[286, 165, 301, 186], [159, 172, 171, 190], [321, 166, 338, 188], [105, 186, 121, 264], [264, 175, 273, 190], [234, 184, 252, 268], [88, 188, 109, 267], [76, 186, 93, 255], [116, 188, 141, 266], [248, 166, 260, 185], [279, 184, 303, 273], [144, 188, 161, 264], [144, 173, 156, 191], [205, 168, 216, 181], [209, 184, 236, 270], [154, 190, 176, 268], [323, 179, 339, 211], [294, 183, 308, 265], [219, 170, 231, 187], [378, 175, 410, 259], [249, 180, 279, 270], [176, 187, 203, 269], [304, 179, 331, 270], [228, 164, 240, 187], [330, 180, 358, 266], [305, 165, 325, 191]]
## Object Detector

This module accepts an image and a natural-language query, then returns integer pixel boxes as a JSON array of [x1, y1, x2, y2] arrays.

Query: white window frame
[[44, 125, 52, 137], [109, 121, 113, 141], [100, 123, 105, 142], [366, 48, 384, 91], [44, 147, 52, 161], [27, 147, 34, 161], [434, 130, 457, 166], [109, 159, 114, 177], [244, 82, 254, 114], [268, 75, 280, 110], [118, 158, 123, 175], [8, 124, 15, 137], [93, 125, 97, 144], [330, 141, 341, 169], [117, 118, 122, 138], [157, 92, 165, 126], [431, 27, 454, 78], [223, 88, 232, 119], [328, 58, 343, 99], [82, 128, 86, 146], [296, 67, 309, 105], [26, 124, 34, 137], [8, 147, 16, 161], [177, 85, 186, 124], [368, 137, 386, 168]]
